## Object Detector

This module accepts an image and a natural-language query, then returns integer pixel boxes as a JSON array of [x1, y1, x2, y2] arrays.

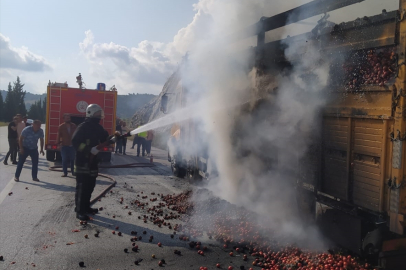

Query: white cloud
[[0, 33, 51, 72], [78, 0, 299, 95], [80, 30, 176, 89], [78, 0, 223, 94]]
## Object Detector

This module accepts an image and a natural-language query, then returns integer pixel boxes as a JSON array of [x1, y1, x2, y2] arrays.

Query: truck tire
[[55, 151, 62, 162], [170, 155, 186, 178], [46, 150, 55, 162], [172, 165, 186, 178], [188, 168, 202, 181]]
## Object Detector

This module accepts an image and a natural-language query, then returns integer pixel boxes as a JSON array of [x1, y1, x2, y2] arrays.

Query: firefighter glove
[[90, 146, 100, 155]]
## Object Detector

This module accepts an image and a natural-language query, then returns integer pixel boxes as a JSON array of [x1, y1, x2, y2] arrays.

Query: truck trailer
[[165, 0, 406, 266], [45, 80, 117, 162]]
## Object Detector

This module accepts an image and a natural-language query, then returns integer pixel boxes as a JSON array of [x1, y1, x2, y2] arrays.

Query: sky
[[0, 0, 196, 94], [0, 0, 399, 95]]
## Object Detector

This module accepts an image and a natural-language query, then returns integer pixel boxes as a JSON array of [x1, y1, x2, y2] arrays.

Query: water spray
[[129, 94, 243, 135]]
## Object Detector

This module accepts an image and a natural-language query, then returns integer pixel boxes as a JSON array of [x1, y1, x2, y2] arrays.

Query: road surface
[[0, 125, 243, 270]]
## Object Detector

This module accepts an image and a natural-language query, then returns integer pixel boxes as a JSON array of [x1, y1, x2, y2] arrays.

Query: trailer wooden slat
[[353, 175, 380, 187], [353, 181, 381, 194], [354, 127, 382, 135], [353, 162, 381, 175], [354, 139, 383, 149]]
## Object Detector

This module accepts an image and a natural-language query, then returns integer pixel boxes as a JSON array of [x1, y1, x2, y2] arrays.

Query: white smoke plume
[[176, 0, 332, 249]]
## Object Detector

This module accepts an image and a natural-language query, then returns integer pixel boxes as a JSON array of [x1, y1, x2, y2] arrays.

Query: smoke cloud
[[156, 0, 331, 249]]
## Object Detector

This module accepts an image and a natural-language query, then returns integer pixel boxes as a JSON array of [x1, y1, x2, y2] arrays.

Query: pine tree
[[13, 77, 26, 116], [28, 100, 41, 121], [4, 83, 15, 121], [42, 97, 47, 122], [27, 97, 47, 122], [0, 92, 4, 122]]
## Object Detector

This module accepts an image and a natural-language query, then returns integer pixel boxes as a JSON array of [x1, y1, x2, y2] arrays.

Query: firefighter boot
[[88, 208, 99, 214], [76, 213, 90, 221]]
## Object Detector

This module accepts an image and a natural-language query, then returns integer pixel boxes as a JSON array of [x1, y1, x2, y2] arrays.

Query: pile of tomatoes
[[343, 47, 396, 89], [149, 189, 377, 270]]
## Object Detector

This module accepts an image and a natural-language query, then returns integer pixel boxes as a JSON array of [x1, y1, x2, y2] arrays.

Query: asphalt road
[[0, 126, 247, 270]]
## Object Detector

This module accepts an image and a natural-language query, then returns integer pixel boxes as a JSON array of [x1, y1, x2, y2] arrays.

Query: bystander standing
[[14, 120, 45, 182], [16, 114, 25, 138], [23, 116, 31, 127], [3, 116, 19, 165], [115, 121, 123, 154], [145, 129, 154, 156], [57, 114, 77, 177], [121, 122, 129, 155]]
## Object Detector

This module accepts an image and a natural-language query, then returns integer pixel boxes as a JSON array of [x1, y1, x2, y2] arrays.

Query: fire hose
[[48, 162, 154, 205]]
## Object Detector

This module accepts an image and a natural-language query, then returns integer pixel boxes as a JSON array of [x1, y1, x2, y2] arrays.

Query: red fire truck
[[45, 80, 117, 162]]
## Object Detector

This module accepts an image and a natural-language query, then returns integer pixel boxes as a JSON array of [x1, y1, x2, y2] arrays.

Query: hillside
[[117, 93, 156, 119], [1, 90, 155, 119]]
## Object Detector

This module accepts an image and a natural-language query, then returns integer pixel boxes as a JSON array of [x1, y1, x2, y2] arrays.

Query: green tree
[[28, 98, 46, 122], [0, 92, 4, 122], [4, 83, 15, 121], [42, 97, 47, 121], [29, 100, 39, 121], [3, 77, 27, 121], [13, 77, 26, 116]]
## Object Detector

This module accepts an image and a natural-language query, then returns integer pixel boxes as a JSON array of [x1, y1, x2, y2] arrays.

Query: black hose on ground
[[48, 162, 154, 205]]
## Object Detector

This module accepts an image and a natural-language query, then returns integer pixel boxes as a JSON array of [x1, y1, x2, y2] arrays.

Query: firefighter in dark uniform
[[72, 104, 113, 220]]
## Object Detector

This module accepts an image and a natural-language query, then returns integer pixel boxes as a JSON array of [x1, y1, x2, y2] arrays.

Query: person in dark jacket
[[72, 104, 111, 221], [115, 121, 123, 154], [4, 116, 19, 165]]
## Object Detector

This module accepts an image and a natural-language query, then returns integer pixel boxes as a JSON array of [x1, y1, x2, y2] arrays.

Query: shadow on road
[[18, 177, 112, 193], [90, 214, 187, 248], [20, 179, 75, 192]]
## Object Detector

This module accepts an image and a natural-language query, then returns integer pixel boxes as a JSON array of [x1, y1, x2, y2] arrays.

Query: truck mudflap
[[379, 249, 406, 270]]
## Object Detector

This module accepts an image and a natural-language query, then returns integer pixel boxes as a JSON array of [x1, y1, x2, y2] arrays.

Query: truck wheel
[[55, 151, 62, 162], [188, 169, 202, 181], [46, 150, 55, 162], [172, 163, 186, 178], [177, 167, 187, 178]]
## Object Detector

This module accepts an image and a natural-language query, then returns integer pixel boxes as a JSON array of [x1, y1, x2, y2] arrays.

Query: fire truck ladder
[[48, 87, 62, 143], [103, 93, 115, 129]]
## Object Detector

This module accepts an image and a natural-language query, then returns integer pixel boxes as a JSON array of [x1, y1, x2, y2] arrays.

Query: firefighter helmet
[[86, 104, 104, 119]]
